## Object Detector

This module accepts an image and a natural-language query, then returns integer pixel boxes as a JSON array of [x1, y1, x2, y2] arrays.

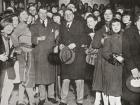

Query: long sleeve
[[102, 38, 112, 60], [122, 30, 136, 71], [30, 24, 39, 46]]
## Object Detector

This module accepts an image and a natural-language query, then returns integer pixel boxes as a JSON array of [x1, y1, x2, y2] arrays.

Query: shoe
[[38, 99, 45, 105], [59, 102, 67, 105], [16, 101, 27, 105], [48, 98, 58, 104], [76, 103, 83, 105]]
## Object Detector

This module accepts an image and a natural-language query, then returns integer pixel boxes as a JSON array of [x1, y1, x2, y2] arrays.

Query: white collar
[[40, 18, 48, 27], [67, 21, 73, 27]]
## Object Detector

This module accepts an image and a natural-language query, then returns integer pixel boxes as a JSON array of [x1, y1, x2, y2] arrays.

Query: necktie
[[42, 20, 45, 27], [66, 23, 70, 31]]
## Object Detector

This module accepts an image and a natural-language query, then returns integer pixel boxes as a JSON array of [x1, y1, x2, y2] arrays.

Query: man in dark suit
[[59, 9, 88, 105], [30, 7, 58, 105], [122, 12, 140, 105]]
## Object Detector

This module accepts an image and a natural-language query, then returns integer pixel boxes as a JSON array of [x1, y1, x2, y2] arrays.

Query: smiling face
[[93, 10, 100, 17], [19, 11, 28, 22], [64, 10, 74, 22], [38, 9, 47, 21], [53, 15, 61, 24], [87, 17, 98, 29], [111, 21, 121, 33], [122, 15, 131, 24], [29, 6, 37, 16], [104, 9, 113, 22], [3, 24, 14, 35]]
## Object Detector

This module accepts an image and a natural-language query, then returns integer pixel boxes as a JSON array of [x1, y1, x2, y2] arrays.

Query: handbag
[[85, 43, 98, 66]]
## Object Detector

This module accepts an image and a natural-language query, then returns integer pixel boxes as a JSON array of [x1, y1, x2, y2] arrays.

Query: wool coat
[[60, 19, 88, 80], [30, 19, 56, 85], [102, 33, 123, 96]]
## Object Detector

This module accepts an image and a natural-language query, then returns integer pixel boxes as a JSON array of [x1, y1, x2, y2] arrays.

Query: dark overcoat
[[60, 19, 88, 80], [122, 26, 140, 104], [30, 19, 56, 85]]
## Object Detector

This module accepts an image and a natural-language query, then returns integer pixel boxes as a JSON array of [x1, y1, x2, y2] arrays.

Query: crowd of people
[[0, 1, 140, 105]]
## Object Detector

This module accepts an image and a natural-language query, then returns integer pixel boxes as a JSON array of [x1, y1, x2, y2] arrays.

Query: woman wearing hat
[[122, 12, 140, 105], [0, 11, 15, 105]]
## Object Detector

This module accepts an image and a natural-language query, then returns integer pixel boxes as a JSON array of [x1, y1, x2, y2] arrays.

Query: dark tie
[[42, 20, 45, 27], [66, 23, 70, 31]]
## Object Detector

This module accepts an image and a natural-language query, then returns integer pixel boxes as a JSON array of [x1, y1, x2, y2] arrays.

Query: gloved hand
[[68, 43, 76, 49]]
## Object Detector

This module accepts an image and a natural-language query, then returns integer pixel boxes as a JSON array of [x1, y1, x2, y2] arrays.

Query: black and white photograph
[[0, 0, 140, 105]]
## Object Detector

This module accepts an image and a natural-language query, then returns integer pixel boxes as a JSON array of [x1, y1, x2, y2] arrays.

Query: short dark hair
[[110, 18, 122, 33], [122, 11, 133, 21]]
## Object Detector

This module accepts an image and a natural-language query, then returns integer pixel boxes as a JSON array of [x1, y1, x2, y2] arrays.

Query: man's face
[[64, 10, 74, 22], [38, 9, 47, 20], [29, 6, 36, 16]]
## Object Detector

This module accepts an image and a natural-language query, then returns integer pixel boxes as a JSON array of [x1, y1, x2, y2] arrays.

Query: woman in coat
[[0, 12, 15, 105], [102, 19, 124, 105], [91, 7, 113, 105]]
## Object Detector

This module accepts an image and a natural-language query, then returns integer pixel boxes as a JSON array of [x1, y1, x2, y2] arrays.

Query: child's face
[[112, 21, 121, 33], [122, 15, 131, 24]]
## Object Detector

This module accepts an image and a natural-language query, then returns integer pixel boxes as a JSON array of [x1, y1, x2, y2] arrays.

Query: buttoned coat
[[60, 19, 88, 80], [30, 19, 56, 85], [102, 33, 123, 96]]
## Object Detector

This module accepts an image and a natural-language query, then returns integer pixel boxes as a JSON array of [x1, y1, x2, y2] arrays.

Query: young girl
[[102, 19, 124, 105]]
